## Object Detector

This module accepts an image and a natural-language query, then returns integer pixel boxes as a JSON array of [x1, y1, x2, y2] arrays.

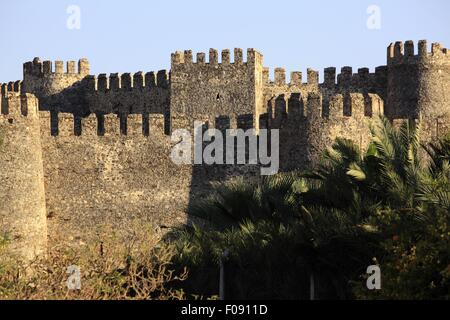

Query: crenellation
[[24, 58, 91, 79], [134, 72, 145, 88], [37, 111, 158, 137], [222, 49, 230, 64], [170, 48, 261, 67], [234, 48, 243, 64], [387, 40, 450, 66], [0, 92, 39, 117], [55, 61, 64, 74], [121, 73, 133, 90], [307, 69, 319, 85], [324, 67, 336, 87], [109, 73, 121, 91], [290, 72, 302, 86]]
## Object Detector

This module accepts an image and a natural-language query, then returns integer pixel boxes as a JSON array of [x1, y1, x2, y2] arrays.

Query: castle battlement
[[23, 57, 91, 76], [266, 92, 384, 122], [40, 111, 166, 137], [262, 65, 388, 91], [171, 48, 262, 66], [0, 92, 39, 118], [86, 70, 169, 92]]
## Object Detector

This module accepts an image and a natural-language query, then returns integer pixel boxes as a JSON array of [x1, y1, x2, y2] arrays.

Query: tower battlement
[[1, 40, 449, 261]]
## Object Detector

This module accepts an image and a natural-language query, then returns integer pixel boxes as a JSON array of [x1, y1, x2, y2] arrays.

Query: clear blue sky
[[1, 0, 449, 83]]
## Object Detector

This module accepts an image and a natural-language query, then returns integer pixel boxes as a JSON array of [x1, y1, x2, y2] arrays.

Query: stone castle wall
[[0, 40, 449, 261]]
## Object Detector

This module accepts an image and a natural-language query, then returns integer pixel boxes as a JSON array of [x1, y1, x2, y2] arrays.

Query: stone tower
[[0, 91, 47, 262], [386, 40, 450, 140], [22, 57, 91, 115]]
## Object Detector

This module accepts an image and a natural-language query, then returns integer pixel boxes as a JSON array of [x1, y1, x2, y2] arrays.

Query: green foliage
[[188, 173, 304, 229]]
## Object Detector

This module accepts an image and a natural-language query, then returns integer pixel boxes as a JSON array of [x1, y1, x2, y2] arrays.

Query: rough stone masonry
[[0, 40, 449, 261]]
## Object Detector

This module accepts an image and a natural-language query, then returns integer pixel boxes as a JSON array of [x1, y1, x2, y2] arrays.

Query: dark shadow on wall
[[35, 79, 315, 230]]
